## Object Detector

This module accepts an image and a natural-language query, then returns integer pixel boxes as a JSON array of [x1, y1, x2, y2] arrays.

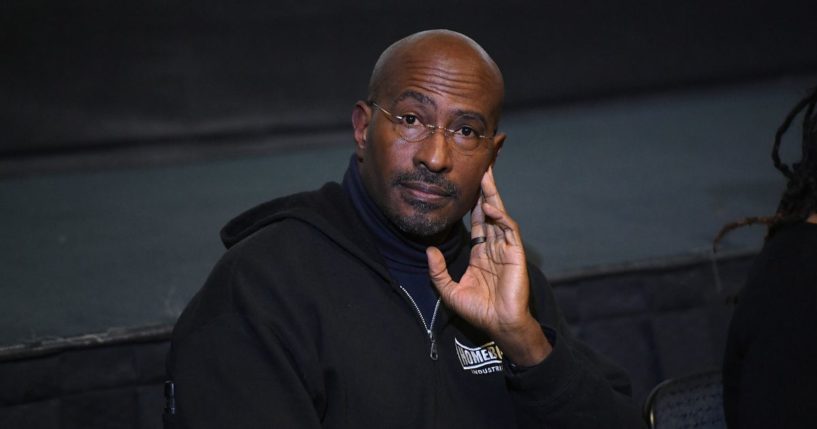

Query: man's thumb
[[426, 246, 453, 294]]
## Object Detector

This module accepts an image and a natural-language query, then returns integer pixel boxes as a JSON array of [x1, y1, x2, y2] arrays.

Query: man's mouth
[[398, 180, 454, 206], [402, 180, 451, 196], [392, 169, 458, 209]]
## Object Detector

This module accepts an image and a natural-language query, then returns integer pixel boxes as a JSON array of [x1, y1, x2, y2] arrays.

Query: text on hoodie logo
[[454, 338, 504, 375]]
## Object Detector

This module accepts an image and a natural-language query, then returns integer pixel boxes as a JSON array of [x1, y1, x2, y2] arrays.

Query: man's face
[[354, 47, 505, 242]]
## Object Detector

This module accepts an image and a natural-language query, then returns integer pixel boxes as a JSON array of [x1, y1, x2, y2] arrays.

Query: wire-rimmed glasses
[[369, 101, 495, 154]]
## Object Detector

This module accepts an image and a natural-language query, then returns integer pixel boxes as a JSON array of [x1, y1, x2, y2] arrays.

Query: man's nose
[[413, 127, 453, 173]]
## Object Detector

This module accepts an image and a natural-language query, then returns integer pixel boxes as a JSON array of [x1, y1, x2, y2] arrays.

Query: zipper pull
[[429, 331, 438, 360]]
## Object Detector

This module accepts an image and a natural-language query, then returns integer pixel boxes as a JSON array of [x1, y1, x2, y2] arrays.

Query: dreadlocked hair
[[713, 86, 817, 252]]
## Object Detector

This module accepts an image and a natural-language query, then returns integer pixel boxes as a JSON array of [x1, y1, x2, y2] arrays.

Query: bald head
[[367, 30, 504, 121]]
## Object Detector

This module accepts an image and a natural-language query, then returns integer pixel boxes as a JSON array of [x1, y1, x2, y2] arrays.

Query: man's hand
[[427, 167, 552, 366]]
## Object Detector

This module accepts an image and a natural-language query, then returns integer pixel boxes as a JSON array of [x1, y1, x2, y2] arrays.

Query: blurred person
[[715, 86, 817, 428]]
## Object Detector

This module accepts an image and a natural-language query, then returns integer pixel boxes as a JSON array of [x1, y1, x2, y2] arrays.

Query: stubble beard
[[389, 199, 450, 237], [387, 169, 459, 238]]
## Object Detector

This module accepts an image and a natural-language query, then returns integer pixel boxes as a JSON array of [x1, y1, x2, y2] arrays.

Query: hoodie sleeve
[[505, 266, 646, 428], [166, 241, 326, 429], [168, 313, 323, 429]]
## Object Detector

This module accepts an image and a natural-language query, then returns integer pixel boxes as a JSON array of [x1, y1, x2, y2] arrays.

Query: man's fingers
[[480, 166, 506, 212], [476, 166, 523, 247], [482, 201, 522, 247], [470, 193, 486, 239], [426, 246, 456, 297]]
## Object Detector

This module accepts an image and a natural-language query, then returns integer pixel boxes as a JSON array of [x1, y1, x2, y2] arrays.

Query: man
[[166, 29, 644, 428]]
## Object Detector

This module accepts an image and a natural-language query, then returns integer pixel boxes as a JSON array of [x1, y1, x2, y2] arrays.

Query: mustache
[[392, 169, 459, 197]]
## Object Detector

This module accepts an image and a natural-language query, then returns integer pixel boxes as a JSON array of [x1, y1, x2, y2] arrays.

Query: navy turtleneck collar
[[342, 155, 465, 323]]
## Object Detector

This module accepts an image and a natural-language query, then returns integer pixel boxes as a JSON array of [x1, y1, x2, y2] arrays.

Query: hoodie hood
[[220, 181, 443, 285], [220, 177, 472, 288], [220, 182, 356, 250]]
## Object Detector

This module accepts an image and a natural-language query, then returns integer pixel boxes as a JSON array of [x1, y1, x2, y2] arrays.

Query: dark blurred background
[[1, 1, 816, 427], [3, 1, 816, 159]]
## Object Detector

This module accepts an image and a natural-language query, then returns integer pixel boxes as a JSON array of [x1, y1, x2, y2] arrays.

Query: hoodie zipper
[[399, 285, 441, 361]]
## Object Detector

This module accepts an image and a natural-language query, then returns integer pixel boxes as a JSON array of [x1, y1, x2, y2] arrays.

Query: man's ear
[[352, 101, 372, 157], [490, 132, 506, 166]]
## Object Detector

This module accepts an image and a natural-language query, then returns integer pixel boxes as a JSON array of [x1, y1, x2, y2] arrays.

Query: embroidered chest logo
[[454, 338, 504, 375]]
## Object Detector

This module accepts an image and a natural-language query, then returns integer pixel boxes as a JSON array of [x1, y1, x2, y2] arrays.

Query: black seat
[[643, 369, 725, 429]]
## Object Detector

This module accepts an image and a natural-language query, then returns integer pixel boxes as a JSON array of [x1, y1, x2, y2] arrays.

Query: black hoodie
[[166, 180, 644, 428]]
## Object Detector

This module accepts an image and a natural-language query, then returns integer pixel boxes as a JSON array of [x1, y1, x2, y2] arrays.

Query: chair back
[[643, 369, 725, 429]]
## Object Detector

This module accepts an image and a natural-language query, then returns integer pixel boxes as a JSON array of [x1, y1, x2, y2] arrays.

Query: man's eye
[[402, 115, 418, 125], [458, 126, 480, 137]]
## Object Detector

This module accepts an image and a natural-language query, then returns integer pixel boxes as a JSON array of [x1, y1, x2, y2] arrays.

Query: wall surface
[[3, 0, 816, 155]]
